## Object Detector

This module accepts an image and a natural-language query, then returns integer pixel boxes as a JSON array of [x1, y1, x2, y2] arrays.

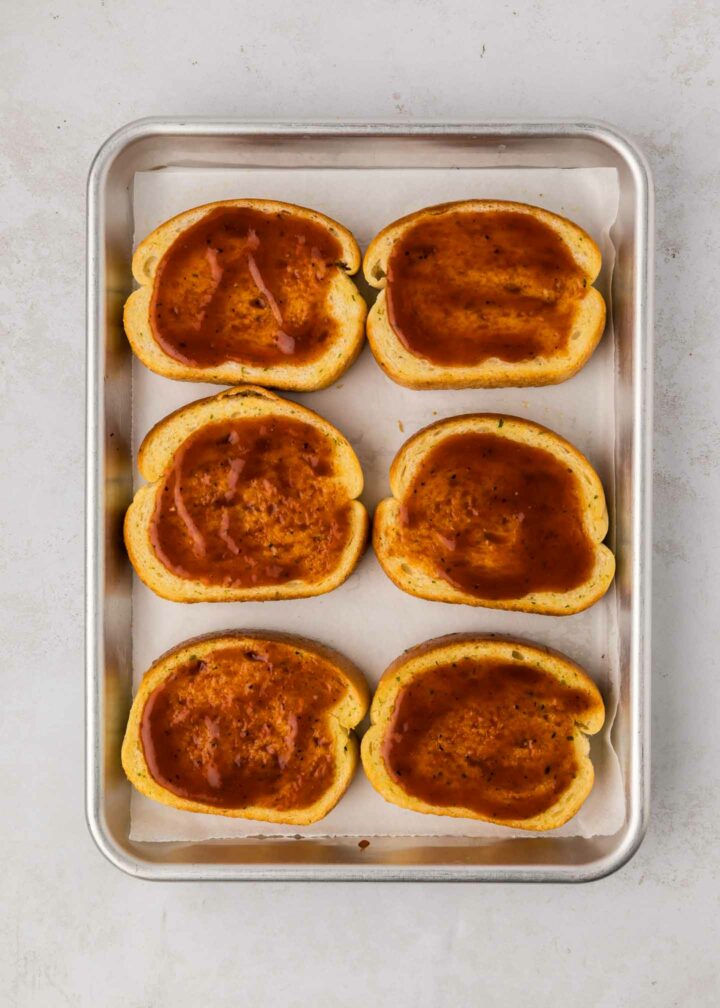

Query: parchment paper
[[129, 165, 623, 840]]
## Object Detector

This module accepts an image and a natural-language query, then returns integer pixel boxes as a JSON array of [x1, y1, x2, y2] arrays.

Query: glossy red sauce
[[150, 415, 351, 588], [385, 208, 589, 366], [382, 658, 594, 819], [398, 429, 595, 600], [150, 206, 345, 368], [141, 643, 346, 810]]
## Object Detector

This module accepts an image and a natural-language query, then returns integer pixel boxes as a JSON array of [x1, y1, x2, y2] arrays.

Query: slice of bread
[[122, 631, 369, 824], [363, 199, 606, 389], [124, 199, 367, 391], [125, 386, 368, 602], [373, 413, 615, 615], [361, 634, 605, 830]]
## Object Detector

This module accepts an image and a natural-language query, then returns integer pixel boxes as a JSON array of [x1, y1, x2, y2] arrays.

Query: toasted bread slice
[[122, 631, 369, 824], [361, 634, 605, 830], [125, 386, 368, 602], [124, 199, 366, 391], [374, 414, 614, 615], [363, 199, 605, 389]]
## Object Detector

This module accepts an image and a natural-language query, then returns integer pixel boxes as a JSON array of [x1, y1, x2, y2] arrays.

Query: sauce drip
[[141, 644, 345, 810], [386, 208, 589, 366], [150, 416, 351, 588], [382, 658, 594, 819], [150, 206, 345, 368], [399, 430, 595, 600]]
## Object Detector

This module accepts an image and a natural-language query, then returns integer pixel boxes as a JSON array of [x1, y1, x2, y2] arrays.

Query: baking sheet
[[129, 166, 623, 841]]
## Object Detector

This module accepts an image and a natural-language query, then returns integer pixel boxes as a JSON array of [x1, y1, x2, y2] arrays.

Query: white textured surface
[[2, 0, 719, 1005]]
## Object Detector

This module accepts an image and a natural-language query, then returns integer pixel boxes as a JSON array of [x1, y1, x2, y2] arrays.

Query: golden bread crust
[[363, 199, 605, 389], [361, 633, 605, 830], [373, 413, 615, 615], [125, 386, 368, 602], [124, 199, 366, 390]]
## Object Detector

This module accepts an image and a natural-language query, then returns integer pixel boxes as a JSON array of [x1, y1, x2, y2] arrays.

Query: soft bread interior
[[125, 386, 368, 602], [124, 199, 366, 391], [362, 199, 606, 389], [373, 413, 615, 615], [361, 634, 605, 831], [122, 632, 369, 825]]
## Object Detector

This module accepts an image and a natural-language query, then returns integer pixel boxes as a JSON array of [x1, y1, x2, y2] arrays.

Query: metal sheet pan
[[86, 119, 653, 881]]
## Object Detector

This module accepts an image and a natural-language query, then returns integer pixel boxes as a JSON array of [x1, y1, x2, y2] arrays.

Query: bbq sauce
[[382, 658, 594, 820], [141, 644, 345, 810], [150, 206, 345, 368], [386, 208, 590, 366], [399, 430, 595, 600], [149, 416, 350, 588]]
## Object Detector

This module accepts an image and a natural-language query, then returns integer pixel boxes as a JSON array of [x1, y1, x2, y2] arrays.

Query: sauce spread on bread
[[385, 208, 589, 366], [382, 658, 593, 819], [140, 644, 345, 810], [398, 430, 595, 599], [149, 416, 351, 588], [150, 206, 345, 368]]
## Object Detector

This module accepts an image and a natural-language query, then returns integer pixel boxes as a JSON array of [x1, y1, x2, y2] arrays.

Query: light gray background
[[2, 1, 718, 1005]]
